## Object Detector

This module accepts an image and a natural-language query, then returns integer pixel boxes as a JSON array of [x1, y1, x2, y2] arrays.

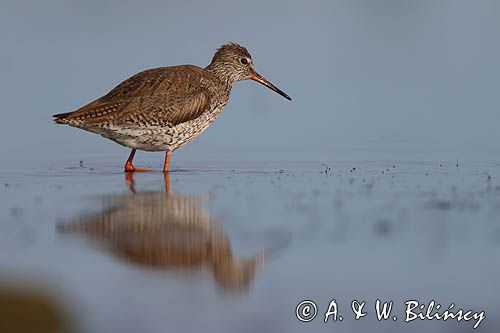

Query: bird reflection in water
[[58, 173, 264, 293]]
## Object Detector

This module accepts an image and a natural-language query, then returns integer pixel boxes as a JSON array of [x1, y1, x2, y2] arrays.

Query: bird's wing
[[53, 66, 211, 126], [114, 90, 210, 126]]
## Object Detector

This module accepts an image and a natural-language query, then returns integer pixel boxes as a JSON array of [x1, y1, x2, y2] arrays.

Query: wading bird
[[53, 43, 291, 172]]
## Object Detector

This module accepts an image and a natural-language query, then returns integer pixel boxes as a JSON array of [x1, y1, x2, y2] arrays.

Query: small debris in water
[[483, 172, 492, 181]]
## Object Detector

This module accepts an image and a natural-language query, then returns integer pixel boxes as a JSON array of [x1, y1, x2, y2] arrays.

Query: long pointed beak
[[251, 72, 292, 101]]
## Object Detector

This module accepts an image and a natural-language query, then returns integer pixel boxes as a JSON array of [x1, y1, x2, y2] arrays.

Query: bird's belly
[[85, 111, 218, 152], [105, 126, 175, 151]]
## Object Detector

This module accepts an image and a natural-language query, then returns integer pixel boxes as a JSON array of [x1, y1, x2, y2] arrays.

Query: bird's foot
[[124, 162, 154, 172]]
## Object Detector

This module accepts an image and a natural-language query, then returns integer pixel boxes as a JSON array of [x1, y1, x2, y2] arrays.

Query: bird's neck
[[205, 63, 239, 88]]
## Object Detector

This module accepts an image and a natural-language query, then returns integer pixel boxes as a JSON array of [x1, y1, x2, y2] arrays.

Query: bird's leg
[[124, 149, 153, 172], [124, 149, 137, 172], [163, 152, 171, 173]]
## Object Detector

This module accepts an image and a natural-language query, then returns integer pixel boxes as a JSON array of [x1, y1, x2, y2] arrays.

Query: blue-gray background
[[2, 2, 500, 333], [1, 0, 499, 162]]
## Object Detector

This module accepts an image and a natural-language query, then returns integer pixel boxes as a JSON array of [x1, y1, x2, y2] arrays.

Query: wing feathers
[[53, 66, 213, 127]]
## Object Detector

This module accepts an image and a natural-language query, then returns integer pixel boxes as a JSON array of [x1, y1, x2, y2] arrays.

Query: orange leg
[[124, 149, 154, 172], [163, 152, 171, 173]]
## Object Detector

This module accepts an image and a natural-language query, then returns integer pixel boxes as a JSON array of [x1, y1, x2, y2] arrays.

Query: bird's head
[[206, 43, 291, 100]]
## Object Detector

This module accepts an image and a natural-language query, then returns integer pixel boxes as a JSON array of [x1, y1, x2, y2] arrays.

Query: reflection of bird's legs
[[125, 173, 136, 194], [125, 170, 170, 193], [164, 172, 171, 193]]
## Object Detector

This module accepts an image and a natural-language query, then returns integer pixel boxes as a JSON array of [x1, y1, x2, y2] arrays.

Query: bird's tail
[[52, 111, 73, 124]]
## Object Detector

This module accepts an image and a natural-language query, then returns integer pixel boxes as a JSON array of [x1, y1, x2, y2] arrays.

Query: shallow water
[[1, 152, 499, 333]]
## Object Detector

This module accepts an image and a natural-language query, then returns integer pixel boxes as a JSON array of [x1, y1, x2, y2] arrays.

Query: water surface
[[1, 152, 499, 332]]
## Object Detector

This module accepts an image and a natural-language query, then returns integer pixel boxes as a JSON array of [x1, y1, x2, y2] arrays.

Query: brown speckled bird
[[53, 43, 291, 172]]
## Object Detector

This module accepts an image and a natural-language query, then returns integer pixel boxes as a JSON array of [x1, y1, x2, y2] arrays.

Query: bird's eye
[[240, 58, 249, 65]]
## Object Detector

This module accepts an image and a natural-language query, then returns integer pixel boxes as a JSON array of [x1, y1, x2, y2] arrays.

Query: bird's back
[[53, 65, 227, 128]]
